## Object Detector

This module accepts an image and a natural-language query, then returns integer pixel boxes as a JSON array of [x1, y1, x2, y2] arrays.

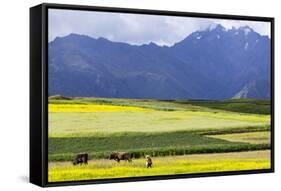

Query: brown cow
[[146, 155, 153, 168], [109, 152, 132, 163], [73, 153, 88, 165]]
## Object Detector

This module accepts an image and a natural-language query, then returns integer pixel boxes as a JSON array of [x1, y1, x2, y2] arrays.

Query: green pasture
[[208, 131, 271, 144], [48, 110, 269, 137], [48, 97, 271, 180], [173, 99, 271, 114], [49, 97, 271, 114], [48, 130, 270, 161]]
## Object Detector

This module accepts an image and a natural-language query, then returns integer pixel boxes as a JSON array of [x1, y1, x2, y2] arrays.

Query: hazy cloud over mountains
[[49, 9, 270, 46]]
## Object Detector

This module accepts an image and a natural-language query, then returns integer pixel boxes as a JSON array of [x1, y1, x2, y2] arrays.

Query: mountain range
[[48, 24, 271, 100]]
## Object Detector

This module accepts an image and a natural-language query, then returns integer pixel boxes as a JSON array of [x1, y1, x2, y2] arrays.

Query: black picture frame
[[30, 3, 275, 187]]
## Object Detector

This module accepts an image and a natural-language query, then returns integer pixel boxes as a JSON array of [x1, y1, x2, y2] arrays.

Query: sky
[[48, 9, 271, 46]]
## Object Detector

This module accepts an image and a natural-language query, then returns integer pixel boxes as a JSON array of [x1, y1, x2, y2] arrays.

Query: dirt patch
[[48, 95, 72, 100]]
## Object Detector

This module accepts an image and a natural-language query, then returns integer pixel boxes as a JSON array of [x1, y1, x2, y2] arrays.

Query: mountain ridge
[[48, 25, 271, 100]]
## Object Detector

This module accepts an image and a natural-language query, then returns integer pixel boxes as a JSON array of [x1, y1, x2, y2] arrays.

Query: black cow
[[109, 152, 132, 163], [73, 153, 88, 165]]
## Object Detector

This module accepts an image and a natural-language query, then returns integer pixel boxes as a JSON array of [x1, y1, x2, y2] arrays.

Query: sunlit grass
[[183, 111, 270, 123], [208, 131, 271, 144], [48, 110, 269, 137], [48, 150, 270, 182], [47, 98, 272, 182], [49, 97, 271, 115]]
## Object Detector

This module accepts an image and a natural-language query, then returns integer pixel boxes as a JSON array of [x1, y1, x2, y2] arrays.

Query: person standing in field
[[146, 155, 153, 168]]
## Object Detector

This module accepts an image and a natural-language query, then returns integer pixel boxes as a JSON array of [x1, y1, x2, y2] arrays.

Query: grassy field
[[48, 97, 271, 181], [48, 150, 270, 182], [207, 131, 271, 144], [49, 97, 271, 114], [173, 99, 271, 114], [49, 109, 269, 136], [48, 130, 270, 161]]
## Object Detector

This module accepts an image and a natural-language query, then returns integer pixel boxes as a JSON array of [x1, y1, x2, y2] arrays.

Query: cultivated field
[[49, 150, 270, 182], [48, 97, 271, 182]]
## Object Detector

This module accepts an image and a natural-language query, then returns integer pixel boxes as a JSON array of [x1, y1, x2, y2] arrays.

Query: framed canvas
[[30, 3, 274, 187]]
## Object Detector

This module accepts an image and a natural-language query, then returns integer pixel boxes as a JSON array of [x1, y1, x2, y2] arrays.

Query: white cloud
[[211, 19, 270, 37], [48, 9, 271, 46]]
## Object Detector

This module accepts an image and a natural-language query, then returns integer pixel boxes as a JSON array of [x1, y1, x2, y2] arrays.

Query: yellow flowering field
[[49, 104, 154, 112], [48, 150, 270, 182]]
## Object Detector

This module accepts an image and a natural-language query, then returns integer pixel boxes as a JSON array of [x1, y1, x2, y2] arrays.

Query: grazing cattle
[[146, 155, 153, 168], [73, 153, 88, 165], [109, 152, 132, 163]]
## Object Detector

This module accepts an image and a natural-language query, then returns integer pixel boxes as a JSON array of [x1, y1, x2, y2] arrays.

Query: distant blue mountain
[[48, 25, 271, 100]]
